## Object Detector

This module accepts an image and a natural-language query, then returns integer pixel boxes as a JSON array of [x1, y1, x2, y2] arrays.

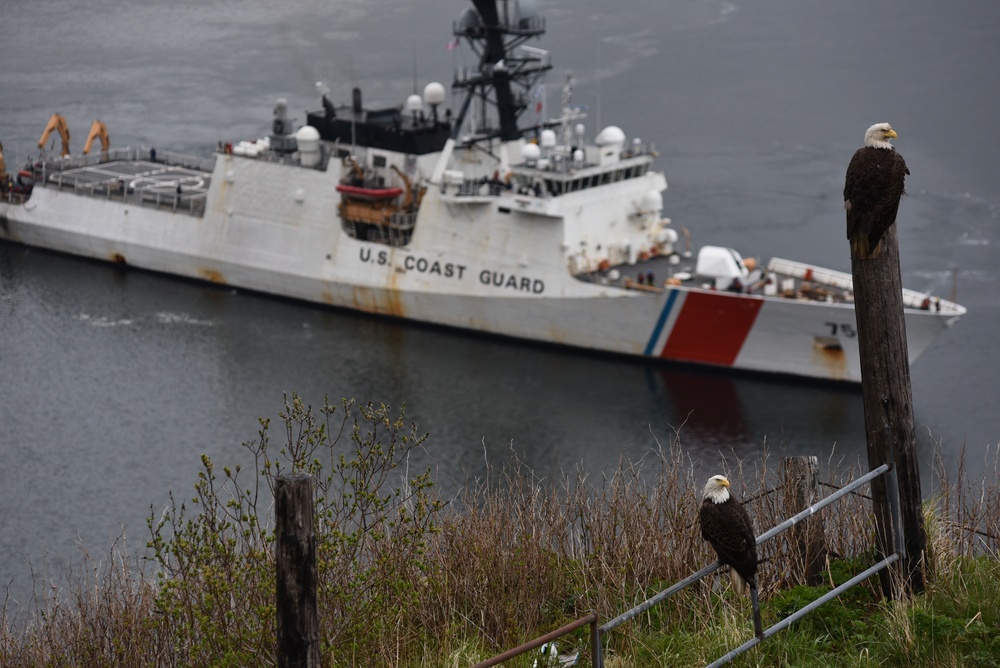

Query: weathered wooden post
[[276, 474, 321, 667], [850, 224, 926, 597], [783, 456, 827, 586]]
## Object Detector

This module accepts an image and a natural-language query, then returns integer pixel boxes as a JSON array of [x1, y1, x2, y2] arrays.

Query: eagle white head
[[864, 122, 898, 150], [703, 475, 731, 504]]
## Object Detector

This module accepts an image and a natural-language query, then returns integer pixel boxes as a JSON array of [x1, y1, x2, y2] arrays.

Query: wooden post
[[783, 456, 827, 586], [276, 474, 321, 667], [850, 225, 926, 597]]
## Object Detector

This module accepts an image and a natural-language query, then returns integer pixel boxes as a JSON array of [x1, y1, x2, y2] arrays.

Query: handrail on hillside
[[599, 462, 901, 668], [470, 462, 903, 668], [470, 612, 600, 668]]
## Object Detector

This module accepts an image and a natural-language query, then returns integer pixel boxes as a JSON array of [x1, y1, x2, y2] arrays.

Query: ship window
[[373, 155, 387, 168], [624, 167, 634, 179], [590, 175, 599, 188]]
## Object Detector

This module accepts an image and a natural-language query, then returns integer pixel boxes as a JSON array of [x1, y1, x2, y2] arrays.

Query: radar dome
[[296, 126, 321, 167], [522, 143, 541, 161], [295, 125, 320, 142], [640, 189, 663, 213], [540, 129, 556, 148], [406, 94, 423, 112], [594, 126, 626, 147], [423, 82, 446, 106]]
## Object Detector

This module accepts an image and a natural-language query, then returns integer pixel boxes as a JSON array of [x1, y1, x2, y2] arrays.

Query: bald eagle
[[700, 474, 763, 638], [699, 475, 758, 595], [844, 122, 909, 259]]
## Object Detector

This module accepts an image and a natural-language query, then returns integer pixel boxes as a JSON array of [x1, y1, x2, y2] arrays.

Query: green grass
[[2, 394, 999, 667], [606, 553, 1000, 667]]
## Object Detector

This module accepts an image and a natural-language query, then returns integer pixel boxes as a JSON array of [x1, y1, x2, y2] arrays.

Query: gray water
[[1, 0, 998, 605]]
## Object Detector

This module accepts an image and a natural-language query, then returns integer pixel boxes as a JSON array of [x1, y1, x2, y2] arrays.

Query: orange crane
[[82, 120, 110, 154], [38, 113, 71, 157]]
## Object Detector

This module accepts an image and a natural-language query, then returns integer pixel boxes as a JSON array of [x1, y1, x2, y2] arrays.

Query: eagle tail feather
[[850, 232, 882, 260], [729, 568, 747, 596]]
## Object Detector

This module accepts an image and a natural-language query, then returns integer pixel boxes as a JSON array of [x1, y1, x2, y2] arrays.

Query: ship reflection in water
[[649, 365, 867, 469]]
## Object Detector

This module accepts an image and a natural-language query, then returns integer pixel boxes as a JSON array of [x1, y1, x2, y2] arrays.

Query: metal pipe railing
[[475, 462, 899, 667], [470, 612, 598, 668], [704, 553, 900, 668], [754, 463, 889, 546], [601, 560, 722, 634], [601, 463, 890, 637]]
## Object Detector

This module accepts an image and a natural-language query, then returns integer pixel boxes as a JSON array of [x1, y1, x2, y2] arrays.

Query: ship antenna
[[596, 40, 602, 131], [413, 43, 418, 94]]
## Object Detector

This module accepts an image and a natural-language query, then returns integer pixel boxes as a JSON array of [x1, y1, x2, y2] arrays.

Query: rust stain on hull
[[349, 285, 405, 318], [813, 336, 847, 380], [200, 268, 226, 284], [110, 253, 127, 264]]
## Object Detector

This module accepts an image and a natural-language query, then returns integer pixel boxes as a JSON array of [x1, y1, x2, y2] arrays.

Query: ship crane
[[38, 113, 71, 157], [82, 120, 110, 155]]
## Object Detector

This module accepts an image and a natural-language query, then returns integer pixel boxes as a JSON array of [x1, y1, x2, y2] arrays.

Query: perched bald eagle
[[700, 475, 758, 593], [844, 122, 909, 259], [700, 474, 763, 638]]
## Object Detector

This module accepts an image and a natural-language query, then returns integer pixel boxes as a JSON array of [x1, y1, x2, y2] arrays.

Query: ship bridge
[[508, 132, 657, 198]]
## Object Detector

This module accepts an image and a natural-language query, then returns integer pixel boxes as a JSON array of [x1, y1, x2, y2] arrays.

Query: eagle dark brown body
[[699, 477, 758, 590], [844, 123, 909, 259]]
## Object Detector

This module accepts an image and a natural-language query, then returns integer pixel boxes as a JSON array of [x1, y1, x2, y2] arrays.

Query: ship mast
[[451, 0, 551, 142]]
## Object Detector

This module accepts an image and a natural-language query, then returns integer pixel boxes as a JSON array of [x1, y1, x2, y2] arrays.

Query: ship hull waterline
[[0, 167, 958, 385]]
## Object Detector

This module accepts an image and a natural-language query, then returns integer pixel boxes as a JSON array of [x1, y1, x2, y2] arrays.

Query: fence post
[[850, 224, 926, 597], [275, 474, 321, 667], [782, 456, 826, 586]]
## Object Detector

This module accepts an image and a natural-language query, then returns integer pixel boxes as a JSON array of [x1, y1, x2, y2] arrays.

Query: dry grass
[[2, 399, 999, 667]]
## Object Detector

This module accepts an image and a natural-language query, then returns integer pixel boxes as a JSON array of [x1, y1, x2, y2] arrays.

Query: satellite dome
[[522, 143, 541, 161], [540, 129, 556, 148], [423, 82, 446, 106], [594, 126, 626, 147], [295, 125, 320, 142], [406, 94, 423, 112], [296, 126, 321, 167], [640, 189, 663, 213]]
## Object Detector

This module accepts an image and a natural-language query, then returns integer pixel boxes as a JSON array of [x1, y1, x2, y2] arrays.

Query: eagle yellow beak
[[885, 128, 898, 139], [721, 478, 731, 489]]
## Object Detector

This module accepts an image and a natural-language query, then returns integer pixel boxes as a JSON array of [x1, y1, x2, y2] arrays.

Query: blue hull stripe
[[644, 289, 680, 356]]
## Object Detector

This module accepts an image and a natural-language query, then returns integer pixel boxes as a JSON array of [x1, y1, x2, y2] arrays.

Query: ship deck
[[33, 148, 215, 216]]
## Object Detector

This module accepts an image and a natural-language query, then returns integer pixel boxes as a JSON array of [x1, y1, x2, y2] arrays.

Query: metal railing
[[473, 462, 903, 667], [470, 612, 600, 668], [597, 462, 902, 668]]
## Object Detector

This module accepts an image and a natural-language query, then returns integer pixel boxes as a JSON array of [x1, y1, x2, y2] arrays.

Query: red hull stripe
[[660, 292, 764, 366]]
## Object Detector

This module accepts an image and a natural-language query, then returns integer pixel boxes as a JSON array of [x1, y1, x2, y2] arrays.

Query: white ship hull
[[0, 1, 964, 384], [0, 153, 962, 384]]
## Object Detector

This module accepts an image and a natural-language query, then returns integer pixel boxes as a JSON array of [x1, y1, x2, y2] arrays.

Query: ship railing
[[452, 15, 545, 39], [40, 167, 206, 217], [34, 147, 216, 175], [133, 188, 207, 215], [35, 148, 133, 172], [143, 148, 217, 173], [388, 211, 417, 230], [767, 257, 965, 315]]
